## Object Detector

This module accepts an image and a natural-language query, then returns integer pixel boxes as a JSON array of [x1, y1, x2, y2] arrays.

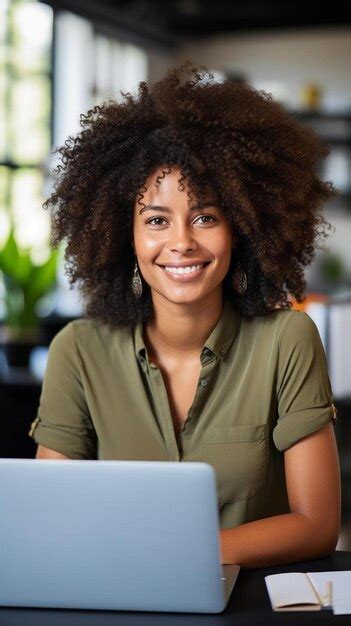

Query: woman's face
[[132, 166, 234, 305]]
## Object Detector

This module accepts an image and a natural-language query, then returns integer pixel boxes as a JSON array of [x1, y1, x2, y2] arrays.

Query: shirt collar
[[134, 296, 241, 364]]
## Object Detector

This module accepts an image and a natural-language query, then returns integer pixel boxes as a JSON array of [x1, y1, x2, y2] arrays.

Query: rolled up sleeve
[[273, 311, 337, 452], [28, 321, 97, 459]]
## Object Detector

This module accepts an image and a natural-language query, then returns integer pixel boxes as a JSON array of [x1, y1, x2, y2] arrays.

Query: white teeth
[[164, 263, 205, 275]]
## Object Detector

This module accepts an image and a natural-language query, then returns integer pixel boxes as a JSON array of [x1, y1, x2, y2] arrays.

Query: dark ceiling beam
[[166, 0, 351, 32], [103, 0, 351, 21], [171, 16, 351, 37], [39, 0, 179, 50], [40, 0, 351, 42]]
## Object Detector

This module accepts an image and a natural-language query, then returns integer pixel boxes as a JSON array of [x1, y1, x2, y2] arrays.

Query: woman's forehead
[[134, 167, 216, 210]]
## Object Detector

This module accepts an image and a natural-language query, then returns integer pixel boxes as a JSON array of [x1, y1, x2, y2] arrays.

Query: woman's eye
[[145, 215, 217, 227], [197, 215, 217, 224], [146, 217, 166, 226]]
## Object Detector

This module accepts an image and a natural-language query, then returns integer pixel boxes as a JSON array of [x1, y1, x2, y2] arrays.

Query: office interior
[[1, 0, 351, 550]]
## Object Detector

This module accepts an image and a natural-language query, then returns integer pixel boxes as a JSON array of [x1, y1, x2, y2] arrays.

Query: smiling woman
[[31, 60, 341, 570], [41, 59, 337, 327]]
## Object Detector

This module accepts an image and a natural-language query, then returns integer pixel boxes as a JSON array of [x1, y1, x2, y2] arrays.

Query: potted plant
[[319, 252, 347, 289], [0, 226, 59, 368]]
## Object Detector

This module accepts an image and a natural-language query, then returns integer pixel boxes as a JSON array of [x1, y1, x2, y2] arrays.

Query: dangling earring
[[132, 258, 142, 299], [232, 266, 247, 295]]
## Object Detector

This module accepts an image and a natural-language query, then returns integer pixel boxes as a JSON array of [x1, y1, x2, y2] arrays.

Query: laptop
[[0, 458, 240, 613]]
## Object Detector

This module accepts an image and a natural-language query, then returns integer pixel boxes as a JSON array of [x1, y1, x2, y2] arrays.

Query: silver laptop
[[0, 458, 240, 613]]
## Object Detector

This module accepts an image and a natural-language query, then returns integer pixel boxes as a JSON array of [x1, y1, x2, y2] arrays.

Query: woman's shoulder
[[57, 317, 130, 334], [49, 317, 132, 354], [271, 308, 320, 342], [243, 307, 320, 345]]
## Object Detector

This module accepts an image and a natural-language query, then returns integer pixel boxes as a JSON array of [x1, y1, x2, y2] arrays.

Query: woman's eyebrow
[[139, 201, 217, 215]]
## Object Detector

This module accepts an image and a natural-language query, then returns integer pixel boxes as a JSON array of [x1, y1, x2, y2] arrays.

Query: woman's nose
[[168, 226, 198, 251]]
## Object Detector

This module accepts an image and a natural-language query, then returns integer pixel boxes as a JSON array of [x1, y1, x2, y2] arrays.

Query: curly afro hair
[[44, 59, 337, 329]]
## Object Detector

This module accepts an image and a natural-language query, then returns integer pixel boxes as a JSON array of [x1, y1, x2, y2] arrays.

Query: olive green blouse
[[28, 296, 337, 529]]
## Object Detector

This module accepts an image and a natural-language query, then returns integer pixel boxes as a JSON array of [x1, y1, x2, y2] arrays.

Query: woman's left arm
[[219, 420, 341, 568]]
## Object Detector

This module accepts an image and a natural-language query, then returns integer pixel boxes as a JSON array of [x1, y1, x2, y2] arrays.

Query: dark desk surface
[[1, 550, 350, 625]]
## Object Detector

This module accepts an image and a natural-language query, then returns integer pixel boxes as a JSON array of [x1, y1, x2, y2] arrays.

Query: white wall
[[148, 47, 178, 84], [53, 12, 95, 151], [178, 26, 351, 111]]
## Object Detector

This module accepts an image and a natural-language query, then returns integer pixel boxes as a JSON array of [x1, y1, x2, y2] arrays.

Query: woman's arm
[[219, 421, 341, 568], [35, 444, 72, 460]]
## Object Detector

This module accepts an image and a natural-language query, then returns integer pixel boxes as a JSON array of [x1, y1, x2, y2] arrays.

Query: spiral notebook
[[265, 571, 351, 615]]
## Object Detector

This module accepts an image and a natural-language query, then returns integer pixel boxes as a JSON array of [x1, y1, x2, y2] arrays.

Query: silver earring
[[232, 266, 247, 295], [132, 259, 142, 299]]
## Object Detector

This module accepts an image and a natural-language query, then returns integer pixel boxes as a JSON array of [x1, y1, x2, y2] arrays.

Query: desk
[[1, 550, 350, 625]]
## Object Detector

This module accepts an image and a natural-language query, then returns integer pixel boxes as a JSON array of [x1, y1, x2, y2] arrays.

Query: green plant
[[0, 226, 59, 338], [319, 252, 346, 285]]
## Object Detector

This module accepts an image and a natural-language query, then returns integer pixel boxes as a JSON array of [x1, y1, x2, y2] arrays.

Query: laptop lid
[[0, 459, 231, 613]]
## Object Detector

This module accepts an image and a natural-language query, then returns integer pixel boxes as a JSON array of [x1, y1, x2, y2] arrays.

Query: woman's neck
[[143, 291, 224, 363]]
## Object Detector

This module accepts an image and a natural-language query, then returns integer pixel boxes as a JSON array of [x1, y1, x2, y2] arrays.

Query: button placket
[[182, 359, 217, 440], [149, 366, 180, 461]]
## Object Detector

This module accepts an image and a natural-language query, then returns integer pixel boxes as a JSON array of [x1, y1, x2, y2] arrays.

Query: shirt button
[[138, 355, 147, 371], [200, 378, 208, 387]]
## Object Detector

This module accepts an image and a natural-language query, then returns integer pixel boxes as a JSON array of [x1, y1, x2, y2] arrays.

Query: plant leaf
[[0, 227, 32, 285], [25, 250, 59, 305]]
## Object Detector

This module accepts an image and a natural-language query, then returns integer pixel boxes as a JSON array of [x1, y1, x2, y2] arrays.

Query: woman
[[29, 61, 341, 569]]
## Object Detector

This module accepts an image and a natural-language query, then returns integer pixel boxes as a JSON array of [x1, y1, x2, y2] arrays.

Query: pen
[[307, 575, 333, 610], [320, 581, 333, 609]]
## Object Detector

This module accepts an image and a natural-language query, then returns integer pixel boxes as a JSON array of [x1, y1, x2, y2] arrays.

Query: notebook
[[0, 458, 240, 613], [265, 570, 351, 615]]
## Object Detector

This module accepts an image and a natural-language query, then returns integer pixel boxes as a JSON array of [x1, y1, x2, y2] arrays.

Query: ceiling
[[102, 0, 351, 37], [42, 0, 351, 49]]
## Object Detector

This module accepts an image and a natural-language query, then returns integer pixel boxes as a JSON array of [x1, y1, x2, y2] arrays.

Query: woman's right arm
[[29, 322, 97, 460], [35, 444, 71, 460]]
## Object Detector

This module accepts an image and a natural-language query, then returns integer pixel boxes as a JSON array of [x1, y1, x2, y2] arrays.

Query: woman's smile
[[157, 261, 211, 282]]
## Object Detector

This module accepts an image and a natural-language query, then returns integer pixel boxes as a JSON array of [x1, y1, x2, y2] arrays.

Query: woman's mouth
[[157, 262, 211, 282]]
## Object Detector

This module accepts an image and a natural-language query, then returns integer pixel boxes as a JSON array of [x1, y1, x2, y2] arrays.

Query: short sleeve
[[28, 321, 97, 459], [272, 311, 337, 452]]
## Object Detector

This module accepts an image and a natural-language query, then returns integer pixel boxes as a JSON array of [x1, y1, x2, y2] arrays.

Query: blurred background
[[1, 0, 351, 548]]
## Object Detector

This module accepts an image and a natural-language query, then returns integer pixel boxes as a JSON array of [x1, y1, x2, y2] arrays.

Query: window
[[0, 0, 53, 317], [1, 3, 148, 319]]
